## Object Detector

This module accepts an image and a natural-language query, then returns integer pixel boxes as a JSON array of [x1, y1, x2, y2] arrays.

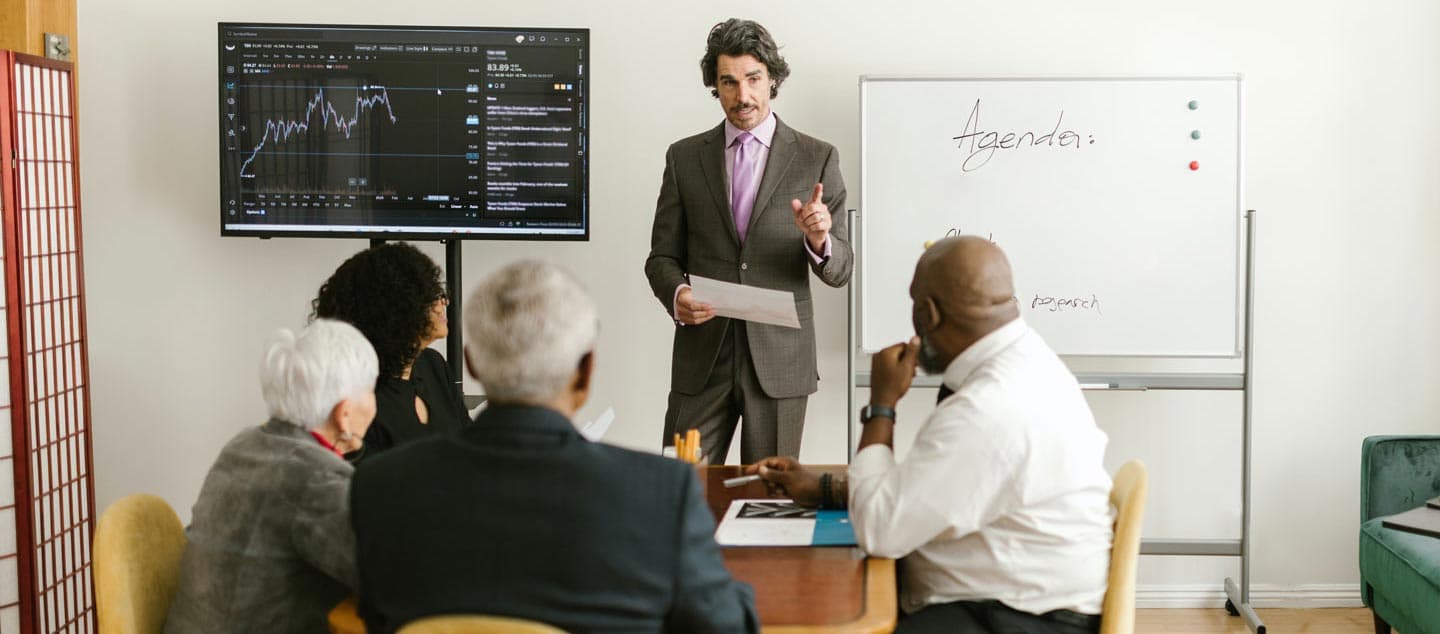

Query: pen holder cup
[[661, 445, 708, 465]]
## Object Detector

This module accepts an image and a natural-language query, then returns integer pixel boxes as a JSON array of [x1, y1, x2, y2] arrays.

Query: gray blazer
[[646, 116, 852, 398], [165, 419, 356, 634]]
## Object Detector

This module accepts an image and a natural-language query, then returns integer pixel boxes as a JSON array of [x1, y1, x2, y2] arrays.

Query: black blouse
[[360, 348, 469, 458]]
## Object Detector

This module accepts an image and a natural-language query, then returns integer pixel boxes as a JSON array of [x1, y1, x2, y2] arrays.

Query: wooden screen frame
[[0, 50, 95, 634]]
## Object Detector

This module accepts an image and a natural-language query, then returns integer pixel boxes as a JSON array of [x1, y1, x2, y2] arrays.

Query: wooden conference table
[[330, 465, 896, 633], [703, 465, 896, 633]]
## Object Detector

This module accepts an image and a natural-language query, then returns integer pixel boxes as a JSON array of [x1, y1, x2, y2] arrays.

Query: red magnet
[[1189, 161, 1199, 171]]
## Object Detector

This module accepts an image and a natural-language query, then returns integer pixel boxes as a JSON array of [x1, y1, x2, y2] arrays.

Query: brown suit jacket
[[645, 116, 852, 398]]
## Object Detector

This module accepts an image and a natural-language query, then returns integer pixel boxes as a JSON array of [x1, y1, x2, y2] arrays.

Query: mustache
[[731, 103, 758, 112]]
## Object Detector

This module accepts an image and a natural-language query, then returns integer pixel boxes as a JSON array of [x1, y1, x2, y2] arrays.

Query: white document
[[578, 407, 615, 441], [714, 499, 815, 546], [688, 275, 800, 329]]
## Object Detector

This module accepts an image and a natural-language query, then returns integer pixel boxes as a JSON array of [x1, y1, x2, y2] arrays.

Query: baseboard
[[1136, 583, 1363, 609]]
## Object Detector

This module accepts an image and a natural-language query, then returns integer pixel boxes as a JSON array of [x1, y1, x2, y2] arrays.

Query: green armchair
[[1359, 435, 1440, 634]]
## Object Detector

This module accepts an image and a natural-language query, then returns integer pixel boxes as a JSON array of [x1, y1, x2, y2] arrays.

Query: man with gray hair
[[350, 260, 758, 633], [645, 18, 852, 464]]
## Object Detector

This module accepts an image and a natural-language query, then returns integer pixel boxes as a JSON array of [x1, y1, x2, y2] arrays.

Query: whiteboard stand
[[847, 210, 1264, 634], [1228, 208, 1261, 633], [845, 208, 858, 464]]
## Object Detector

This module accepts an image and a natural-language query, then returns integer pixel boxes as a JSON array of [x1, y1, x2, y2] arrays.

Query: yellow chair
[[1100, 460, 1148, 634], [397, 614, 566, 634], [94, 494, 187, 634]]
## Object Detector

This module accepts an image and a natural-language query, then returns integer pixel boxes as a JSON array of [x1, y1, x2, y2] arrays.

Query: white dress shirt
[[849, 318, 1114, 616]]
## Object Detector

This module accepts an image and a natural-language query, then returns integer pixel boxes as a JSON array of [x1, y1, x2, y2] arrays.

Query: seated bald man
[[750, 236, 1113, 634]]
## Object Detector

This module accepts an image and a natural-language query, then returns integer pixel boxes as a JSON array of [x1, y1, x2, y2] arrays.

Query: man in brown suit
[[645, 18, 852, 463]]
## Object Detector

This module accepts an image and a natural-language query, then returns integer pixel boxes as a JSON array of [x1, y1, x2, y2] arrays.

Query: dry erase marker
[[723, 474, 762, 488]]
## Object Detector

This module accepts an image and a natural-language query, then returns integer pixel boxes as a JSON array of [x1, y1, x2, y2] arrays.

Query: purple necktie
[[731, 132, 759, 243]]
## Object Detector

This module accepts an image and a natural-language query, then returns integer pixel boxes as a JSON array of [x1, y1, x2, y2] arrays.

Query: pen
[[723, 474, 762, 488]]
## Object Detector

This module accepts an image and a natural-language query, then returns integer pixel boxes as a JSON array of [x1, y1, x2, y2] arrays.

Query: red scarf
[[309, 431, 343, 458]]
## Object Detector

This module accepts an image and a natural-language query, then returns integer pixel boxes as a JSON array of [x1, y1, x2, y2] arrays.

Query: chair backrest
[[93, 494, 187, 634], [1360, 435, 1440, 522], [397, 614, 566, 634], [1100, 460, 1148, 634]]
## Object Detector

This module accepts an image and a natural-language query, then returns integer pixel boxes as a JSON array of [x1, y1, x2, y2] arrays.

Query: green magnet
[[1188, 100, 1199, 110], [1191, 130, 1201, 140]]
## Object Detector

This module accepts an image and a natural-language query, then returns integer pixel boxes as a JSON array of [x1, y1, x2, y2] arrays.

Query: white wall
[[77, 0, 1440, 602]]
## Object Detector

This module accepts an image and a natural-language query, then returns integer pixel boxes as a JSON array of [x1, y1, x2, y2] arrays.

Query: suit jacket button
[[741, 263, 748, 271]]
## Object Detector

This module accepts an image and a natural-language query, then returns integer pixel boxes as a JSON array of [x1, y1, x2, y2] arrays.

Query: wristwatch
[[860, 403, 896, 424]]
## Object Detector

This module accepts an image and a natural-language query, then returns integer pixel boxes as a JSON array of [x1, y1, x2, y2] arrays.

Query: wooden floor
[[1136, 608, 1375, 633]]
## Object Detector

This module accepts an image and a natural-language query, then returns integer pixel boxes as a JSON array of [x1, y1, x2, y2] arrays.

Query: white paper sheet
[[714, 499, 816, 546], [688, 275, 800, 329], [578, 407, 615, 441]]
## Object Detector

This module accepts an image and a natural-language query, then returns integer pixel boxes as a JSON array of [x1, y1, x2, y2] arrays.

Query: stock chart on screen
[[219, 23, 588, 239]]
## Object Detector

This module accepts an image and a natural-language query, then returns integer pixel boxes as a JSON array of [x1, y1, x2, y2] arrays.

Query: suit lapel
[[748, 117, 797, 241], [698, 124, 740, 247]]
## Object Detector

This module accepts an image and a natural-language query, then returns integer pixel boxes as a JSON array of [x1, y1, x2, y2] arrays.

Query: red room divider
[[0, 51, 96, 634]]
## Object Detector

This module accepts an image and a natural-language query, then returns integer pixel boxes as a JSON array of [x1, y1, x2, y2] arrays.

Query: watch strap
[[861, 404, 897, 424]]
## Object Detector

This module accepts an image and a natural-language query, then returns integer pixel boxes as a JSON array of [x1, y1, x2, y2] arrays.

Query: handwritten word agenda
[[943, 228, 995, 242], [1031, 293, 1102, 315], [952, 99, 1094, 172]]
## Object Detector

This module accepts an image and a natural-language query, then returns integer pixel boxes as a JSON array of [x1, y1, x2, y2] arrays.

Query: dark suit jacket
[[350, 404, 758, 634], [645, 116, 852, 398]]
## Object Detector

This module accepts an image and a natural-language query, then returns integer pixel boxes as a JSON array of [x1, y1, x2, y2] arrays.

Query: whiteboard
[[859, 76, 1243, 356]]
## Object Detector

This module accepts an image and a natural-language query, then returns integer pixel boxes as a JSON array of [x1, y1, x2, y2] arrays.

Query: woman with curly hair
[[312, 242, 468, 456]]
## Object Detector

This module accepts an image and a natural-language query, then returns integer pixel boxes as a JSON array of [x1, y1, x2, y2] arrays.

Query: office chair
[[397, 614, 566, 634], [1101, 460, 1148, 634], [94, 494, 187, 634]]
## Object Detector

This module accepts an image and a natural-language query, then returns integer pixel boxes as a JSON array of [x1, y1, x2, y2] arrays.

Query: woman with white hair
[[165, 319, 379, 634]]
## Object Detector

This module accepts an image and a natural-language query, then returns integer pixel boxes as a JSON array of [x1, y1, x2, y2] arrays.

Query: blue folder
[[812, 509, 857, 546]]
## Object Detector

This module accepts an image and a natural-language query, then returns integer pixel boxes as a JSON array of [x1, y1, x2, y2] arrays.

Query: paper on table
[[715, 499, 815, 546], [688, 275, 800, 329], [579, 407, 615, 441]]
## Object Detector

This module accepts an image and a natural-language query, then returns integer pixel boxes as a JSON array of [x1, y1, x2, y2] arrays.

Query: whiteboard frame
[[857, 74, 1246, 358]]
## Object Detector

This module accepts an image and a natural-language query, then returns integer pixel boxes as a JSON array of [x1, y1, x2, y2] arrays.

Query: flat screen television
[[218, 22, 589, 240]]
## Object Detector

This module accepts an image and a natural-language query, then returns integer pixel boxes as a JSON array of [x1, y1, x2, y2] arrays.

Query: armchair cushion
[[1360, 518, 1440, 634]]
